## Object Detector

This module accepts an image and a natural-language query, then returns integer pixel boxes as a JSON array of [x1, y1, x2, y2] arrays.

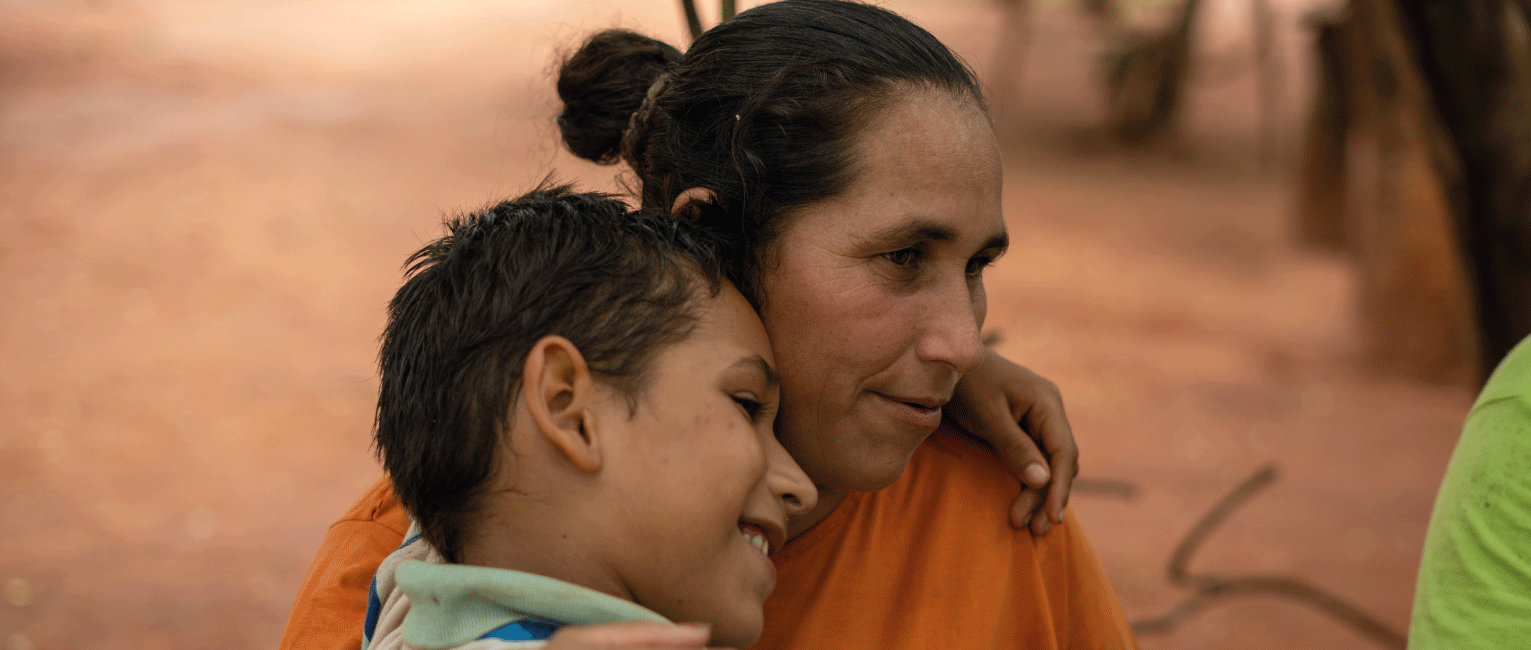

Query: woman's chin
[[784, 421, 929, 493], [836, 445, 923, 493]]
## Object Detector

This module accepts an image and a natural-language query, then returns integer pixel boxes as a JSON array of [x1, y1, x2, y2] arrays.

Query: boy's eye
[[966, 253, 995, 277], [732, 395, 765, 421]]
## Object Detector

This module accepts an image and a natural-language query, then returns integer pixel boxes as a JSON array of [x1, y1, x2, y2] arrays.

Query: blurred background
[[2, 0, 1522, 648]]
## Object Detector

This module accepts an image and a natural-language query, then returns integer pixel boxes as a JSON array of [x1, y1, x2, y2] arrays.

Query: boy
[[361, 185, 816, 649]]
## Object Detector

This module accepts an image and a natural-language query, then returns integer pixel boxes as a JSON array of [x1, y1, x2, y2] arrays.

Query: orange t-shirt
[[755, 429, 1136, 649], [279, 430, 1137, 650], [279, 478, 411, 650]]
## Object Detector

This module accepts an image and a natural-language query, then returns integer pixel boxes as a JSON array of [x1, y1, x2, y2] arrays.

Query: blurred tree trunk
[[1299, 0, 1531, 383], [1298, 0, 1480, 382], [1252, 0, 1280, 166], [680, 0, 704, 40], [1296, 9, 1351, 251], [1102, 0, 1203, 143], [1394, 1, 1531, 382], [990, 0, 1033, 122], [1082, 0, 1114, 22]]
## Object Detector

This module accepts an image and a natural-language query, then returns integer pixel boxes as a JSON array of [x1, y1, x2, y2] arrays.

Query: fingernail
[[677, 622, 710, 630], [1023, 463, 1050, 486]]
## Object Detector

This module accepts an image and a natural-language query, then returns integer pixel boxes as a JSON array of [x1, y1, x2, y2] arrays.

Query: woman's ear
[[670, 187, 717, 220], [521, 336, 603, 473]]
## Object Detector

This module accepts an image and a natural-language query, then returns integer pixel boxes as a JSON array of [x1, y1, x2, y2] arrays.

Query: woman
[[281, 2, 1134, 648]]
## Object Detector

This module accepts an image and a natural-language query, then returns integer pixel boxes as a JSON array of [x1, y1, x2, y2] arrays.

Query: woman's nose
[[915, 277, 986, 374], [764, 434, 818, 517]]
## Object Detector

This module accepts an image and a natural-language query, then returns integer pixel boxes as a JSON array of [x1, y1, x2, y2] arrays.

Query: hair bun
[[557, 29, 681, 165]]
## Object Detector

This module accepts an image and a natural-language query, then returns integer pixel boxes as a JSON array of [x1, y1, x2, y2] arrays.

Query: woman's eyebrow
[[728, 355, 779, 391], [864, 219, 1009, 254], [865, 219, 956, 246]]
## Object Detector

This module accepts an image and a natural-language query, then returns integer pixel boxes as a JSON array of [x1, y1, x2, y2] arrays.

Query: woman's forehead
[[855, 90, 997, 163], [796, 91, 1004, 240]]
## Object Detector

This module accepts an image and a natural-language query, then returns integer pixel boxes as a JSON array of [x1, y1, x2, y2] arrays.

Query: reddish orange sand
[[0, 1, 1473, 649]]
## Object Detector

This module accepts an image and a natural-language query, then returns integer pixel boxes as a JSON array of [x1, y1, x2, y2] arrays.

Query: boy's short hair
[[375, 184, 725, 563]]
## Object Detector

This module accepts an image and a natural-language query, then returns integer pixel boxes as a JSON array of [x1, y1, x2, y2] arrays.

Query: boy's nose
[[765, 434, 818, 517]]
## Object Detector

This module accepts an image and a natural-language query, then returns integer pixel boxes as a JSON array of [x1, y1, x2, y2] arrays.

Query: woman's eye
[[883, 247, 920, 267]]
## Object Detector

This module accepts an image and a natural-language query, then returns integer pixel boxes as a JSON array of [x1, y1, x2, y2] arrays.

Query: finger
[[1029, 503, 1053, 536], [994, 427, 1055, 531], [547, 621, 710, 648], [1009, 487, 1044, 530], [1021, 393, 1077, 525], [1045, 444, 1079, 525], [990, 419, 1053, 490]]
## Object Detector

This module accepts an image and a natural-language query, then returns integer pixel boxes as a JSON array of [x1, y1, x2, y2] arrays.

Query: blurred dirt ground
[[0, 1, 1476, 649]]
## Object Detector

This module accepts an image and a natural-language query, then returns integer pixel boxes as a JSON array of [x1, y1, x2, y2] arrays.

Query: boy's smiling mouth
[[738, 522, 775, 556]]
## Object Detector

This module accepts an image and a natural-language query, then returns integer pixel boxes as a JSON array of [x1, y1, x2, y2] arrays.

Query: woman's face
[[757, 90, 1006, 493]]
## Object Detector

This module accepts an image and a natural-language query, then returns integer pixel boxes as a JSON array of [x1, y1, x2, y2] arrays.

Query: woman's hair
[[374, 184, 723, 563], [556, 0, 985, 303]]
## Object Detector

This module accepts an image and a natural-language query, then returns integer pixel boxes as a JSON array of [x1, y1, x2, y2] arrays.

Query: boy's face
[[596, 283, 815, 648]]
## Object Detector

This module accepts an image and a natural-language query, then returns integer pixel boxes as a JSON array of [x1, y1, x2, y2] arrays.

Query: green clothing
[[1409, 336, 1531, 648], [395, 561, 669, 649]]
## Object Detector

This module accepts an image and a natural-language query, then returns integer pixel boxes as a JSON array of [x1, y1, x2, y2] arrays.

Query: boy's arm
[[542, 622, 712, 649], [280, 477, 411, 650], [947, 348, 1079, 534]]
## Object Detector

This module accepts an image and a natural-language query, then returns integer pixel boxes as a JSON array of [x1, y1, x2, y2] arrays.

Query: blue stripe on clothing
[[363, 533, 424, 643], [481, 620, 561, 641], [363, 574, 382, 643]]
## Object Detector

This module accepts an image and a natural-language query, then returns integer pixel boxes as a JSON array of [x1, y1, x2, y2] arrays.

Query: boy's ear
[[522, 336, 603, 474]]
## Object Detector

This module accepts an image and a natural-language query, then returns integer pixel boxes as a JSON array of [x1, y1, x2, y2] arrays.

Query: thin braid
[[621, 72, 671, 169]]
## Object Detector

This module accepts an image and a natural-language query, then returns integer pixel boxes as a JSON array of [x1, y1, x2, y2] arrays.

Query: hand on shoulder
[[947, 348, 1079, 535]]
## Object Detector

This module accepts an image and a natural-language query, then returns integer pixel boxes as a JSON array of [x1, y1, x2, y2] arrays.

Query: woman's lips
[[873, 392, 945, 431]]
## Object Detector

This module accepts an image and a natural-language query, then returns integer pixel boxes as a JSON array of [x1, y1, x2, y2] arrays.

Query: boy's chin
[[708, 620, 763, 650], [696, 600, 765, 650]]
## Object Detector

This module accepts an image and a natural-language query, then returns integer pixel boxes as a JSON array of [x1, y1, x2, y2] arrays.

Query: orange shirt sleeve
[[279, 476, 410, 650], [754, 428, 1137, 650], [1035, 505, 1140, 649]]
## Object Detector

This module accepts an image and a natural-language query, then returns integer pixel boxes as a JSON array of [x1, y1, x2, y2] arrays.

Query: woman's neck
[[787, 486, 849, 540]]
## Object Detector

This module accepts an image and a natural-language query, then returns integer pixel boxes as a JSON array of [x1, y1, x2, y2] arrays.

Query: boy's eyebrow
[[731, 355, 778, 391]]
